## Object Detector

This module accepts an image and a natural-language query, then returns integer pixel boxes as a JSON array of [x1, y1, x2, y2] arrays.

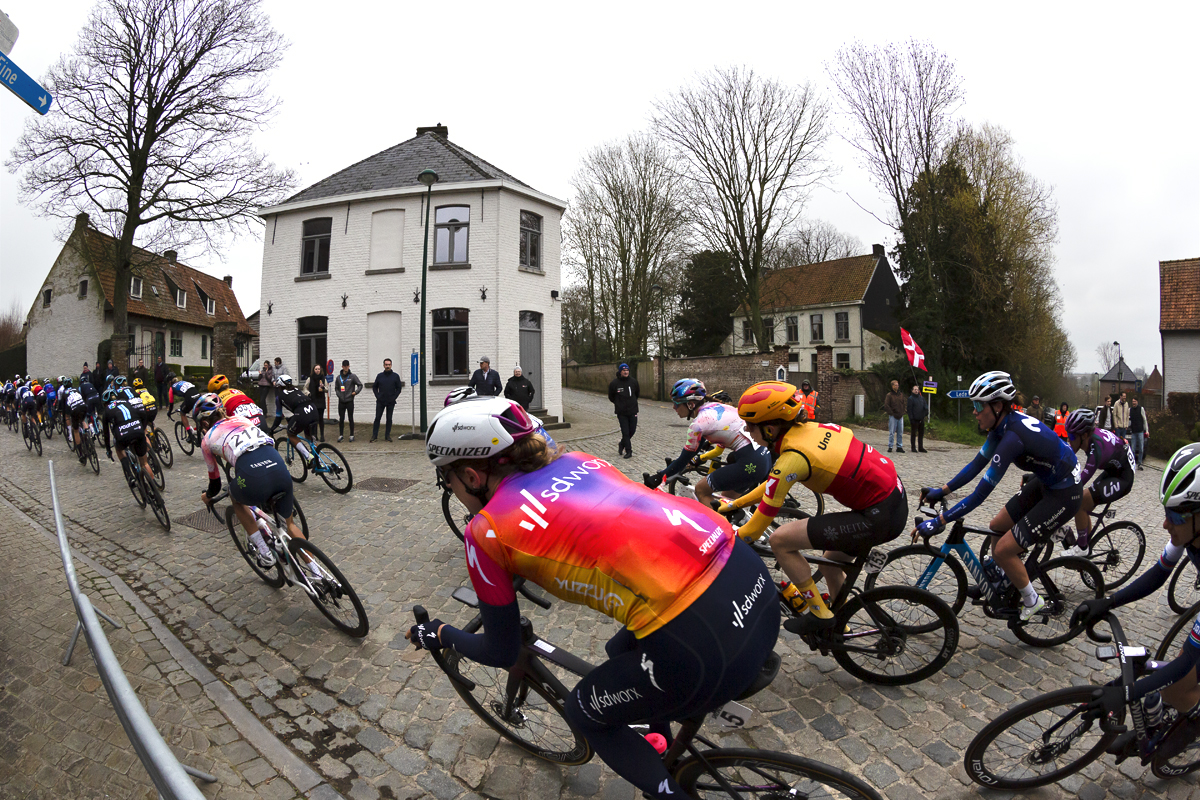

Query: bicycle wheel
[[225, 506, 284, 588], [174, 419, 195, 456], [965, 685, 1117, 790], [1152, 711, 1200, 778], [1087, 521, 1144, 591], [442, 490, 472, 542], [32, 424, 42, 456], [148, 447, 166, 491], [286, 539, 368, 637], [290, 496, 311, 540], [22, 421, 32, 451], [1168, 560, 1200, 615], [673, 748, 882, 800], [829, 585, 958, 686], [862, 544, 968, 617], [153, 428, 174, 468], [84, 436, 99, 474], [1155, 600, 1200, 660], [1011, 557, 1104, 647], [276, 436, 307, 482], [315, 443, 353, 493], [784, 485, 825, 519], [143, 476, 171, 531], [439, 650, 591, 765], [123, 459, 147, 508]]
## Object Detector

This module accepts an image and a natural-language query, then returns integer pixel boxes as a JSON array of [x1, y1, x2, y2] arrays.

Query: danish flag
[[900, 328, 926, 372]]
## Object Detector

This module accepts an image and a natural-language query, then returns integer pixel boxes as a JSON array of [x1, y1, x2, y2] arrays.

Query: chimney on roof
[[416, 123, 448, 138], [164, 250, 177, 264], [73, 212, 89, 234], [223, 275, 233, 287], [872, 244, 885, 259]]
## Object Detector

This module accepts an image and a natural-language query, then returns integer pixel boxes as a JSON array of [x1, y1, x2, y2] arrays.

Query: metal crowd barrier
[[49, 461, 216, 799]]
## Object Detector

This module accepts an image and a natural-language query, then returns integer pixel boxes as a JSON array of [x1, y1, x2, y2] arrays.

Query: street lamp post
[[418, 169, 439, 433], [1093, 373, 1099, 409], [651, 284, 664, 400], [1113, 340, 1123, 398]]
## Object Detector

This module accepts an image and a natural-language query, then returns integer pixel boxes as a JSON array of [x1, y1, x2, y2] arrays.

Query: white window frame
[[130, 277, 143, 299], [175, 287, 186, 309], [169, 331, 183, 357], [204, 297, 216, 315]]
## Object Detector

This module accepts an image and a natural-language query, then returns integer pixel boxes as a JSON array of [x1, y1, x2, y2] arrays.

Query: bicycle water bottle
[[1143, 692, 1164, 730]]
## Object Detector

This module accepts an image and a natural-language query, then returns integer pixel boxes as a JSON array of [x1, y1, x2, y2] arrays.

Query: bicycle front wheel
[[439, 650, 591, 765], [829, 585, 958, 685], [965, 686, 1117, 790], [315, 443, 353, 493], [1087, 521, 1144, 591], [287, 539, 368, 637], [1156, 600, 1200, 660], [174, 419, 195, 455], [153, 428, 174, 468], [225, 506, 284, 588], [442, 490, 472, 542], [148, 447, 166, 490], [143, 476, 170, 531], [276, 436, 308, 482], [673, 748, 882, 800], [1168, 560, 1200, 615], [1011, 557, 1104, 647], [862, 544, 967, 617]]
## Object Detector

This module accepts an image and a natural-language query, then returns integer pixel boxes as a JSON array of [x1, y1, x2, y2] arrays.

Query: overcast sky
[[2, 0, 1196, 376]]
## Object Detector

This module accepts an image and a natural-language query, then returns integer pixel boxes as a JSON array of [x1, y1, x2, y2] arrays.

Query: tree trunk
[[111, 226, 138, 374]]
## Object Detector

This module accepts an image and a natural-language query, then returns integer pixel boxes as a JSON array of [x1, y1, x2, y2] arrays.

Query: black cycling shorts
[[1089, 463, 1135, 507], [231, 446, 294, 519], [805, 487, 908, 555], [1005, 476, 1083, 550], [115, 434, 148, 458], [562, 537, 778, 731], [287, 409, 318, 438], [21, 398, 36, 412], [70, 408, 88, 426], [180, 393, 200, 415], [707, 445, 773, 495], [141, 406, 158, 426]]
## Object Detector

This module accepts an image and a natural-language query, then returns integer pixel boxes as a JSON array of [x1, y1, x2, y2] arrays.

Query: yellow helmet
[[132, 377, 144, 389], [207, 374, 229, 393], [737, 381, 805, 424]]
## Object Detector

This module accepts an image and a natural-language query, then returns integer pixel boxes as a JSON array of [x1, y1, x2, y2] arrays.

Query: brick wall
[[212, 321, 238, 381], [562, 361, 655, 397], [661, 346, 792, 400]]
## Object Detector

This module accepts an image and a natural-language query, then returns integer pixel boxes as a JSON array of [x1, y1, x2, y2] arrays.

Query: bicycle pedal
[[1106, 731, 1136, 762]]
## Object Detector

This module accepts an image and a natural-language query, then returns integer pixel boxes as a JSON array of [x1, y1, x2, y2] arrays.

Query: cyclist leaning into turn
[[918, 371, 1082, 622], [100, 388, 154, 478], [406, 397, 778, 800], [646, 378, 772, 509], [1061, 407, 1137, 557], [273, 375, 320, 466], [719, 381, 906, 631]]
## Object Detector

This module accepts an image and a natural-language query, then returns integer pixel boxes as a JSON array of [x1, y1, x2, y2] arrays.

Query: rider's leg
[[1162, 666, 1200, 713], [769, 518, 833, 619], [285, 513, 307, 541], [693, 476, 715, 508], [1074, 487, 1096, 538], [992, 531, 1031, 594], [233, 502, 259, 536]]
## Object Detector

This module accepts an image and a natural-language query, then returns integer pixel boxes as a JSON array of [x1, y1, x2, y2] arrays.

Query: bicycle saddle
[[266, 491, 288, 512], [736, 650, 781, 701]]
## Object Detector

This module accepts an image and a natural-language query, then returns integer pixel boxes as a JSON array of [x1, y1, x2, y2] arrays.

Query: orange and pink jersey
[[200, 416, 274, 480], [464, 452, 735, 638]]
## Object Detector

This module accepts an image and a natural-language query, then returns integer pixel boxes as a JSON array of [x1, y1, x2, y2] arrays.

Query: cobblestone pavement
[[0, 391, 1198, 800]]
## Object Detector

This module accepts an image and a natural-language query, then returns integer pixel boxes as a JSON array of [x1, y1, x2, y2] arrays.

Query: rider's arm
[[943, 433, 1018, 523], [1111, 543, 1186, 607], [1078, 441, 1099, 486], [201, 439, 222, 498], [1129, 630, 1200, 702], [663, 422, 706, 476], [943, 440, 995, 495], [727, 481, 767, 510], [436, 528, 522, 668], [737, 450, 808, 542], [698, 446, 724, 462]]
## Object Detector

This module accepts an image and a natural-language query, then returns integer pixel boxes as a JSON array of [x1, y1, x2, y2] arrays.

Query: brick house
[[726, 245, 902, 372], [24, 213, 254, 378], [1160, 257, 1200, 396], [256, 125, 566, 423]]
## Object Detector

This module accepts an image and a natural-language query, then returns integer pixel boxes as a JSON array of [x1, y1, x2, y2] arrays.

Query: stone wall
[[661, 346, 793, 400], [562, 361, 655, 397], [212, 321, 238, 382]]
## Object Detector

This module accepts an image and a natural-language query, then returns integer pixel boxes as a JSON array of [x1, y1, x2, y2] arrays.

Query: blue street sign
[[411, 352, 419, 385], [0, 51, 53, 115], [947, 389, 970, 400]]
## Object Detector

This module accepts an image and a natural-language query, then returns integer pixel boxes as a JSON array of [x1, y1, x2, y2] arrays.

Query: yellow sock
[[796, 579, 833, 619]]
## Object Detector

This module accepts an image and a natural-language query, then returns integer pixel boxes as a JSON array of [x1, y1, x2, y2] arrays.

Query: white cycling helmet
[[274, 374, 293, 387], [1162, 444, 1200, 515], [443, 385, 477, 406], [426, 397, 537, 467], [968, 371, 1017, 403]]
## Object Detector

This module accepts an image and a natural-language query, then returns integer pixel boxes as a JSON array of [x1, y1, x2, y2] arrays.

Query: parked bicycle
[[275, 433, 353, 494], [117, 450, 170, 531], [966, 610, 1200, 788], [210, 491, 367, 636], [413, 587, 883, 799], [864, 497, 1104, 647]]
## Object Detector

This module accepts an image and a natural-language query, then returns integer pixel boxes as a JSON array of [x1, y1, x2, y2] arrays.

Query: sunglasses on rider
[[972, 401, 986, 413], [1166, 508, 1196, 527]]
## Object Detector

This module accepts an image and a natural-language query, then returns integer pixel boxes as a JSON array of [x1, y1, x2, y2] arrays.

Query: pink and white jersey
[[231, 401, 264, 424], [201, 417, 274, 479], [685, 402, 752, 452]]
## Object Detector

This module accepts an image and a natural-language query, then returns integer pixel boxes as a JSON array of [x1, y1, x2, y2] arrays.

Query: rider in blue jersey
[[917, 371, 1082, 621]]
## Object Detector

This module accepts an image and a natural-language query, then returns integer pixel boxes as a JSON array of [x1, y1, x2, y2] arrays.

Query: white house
[[24, 213, 254, 379], [1160, 257, 1200, 396], [256, 125, 566, 424], [727, 245, 902, 372]]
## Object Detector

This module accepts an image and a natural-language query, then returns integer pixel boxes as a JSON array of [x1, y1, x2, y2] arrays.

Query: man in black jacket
[[608, 362, 639, 459], [907, 384, 929, 453], [154, 356, 168, 405], [371, 359, 404, 442], [469, 356, 503, 397], [80, 362, 93, 389], [335, 360, 363, 442], [504, 366, 535, 410]]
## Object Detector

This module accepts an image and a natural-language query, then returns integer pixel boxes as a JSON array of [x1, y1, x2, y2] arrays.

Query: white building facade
[[257, 127, 566, 424]]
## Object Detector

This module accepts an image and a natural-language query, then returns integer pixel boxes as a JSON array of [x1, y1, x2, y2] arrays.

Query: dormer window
[[130, 277, 143, 298], [175, 287, 187, 308], [205, 297, 216, 315]]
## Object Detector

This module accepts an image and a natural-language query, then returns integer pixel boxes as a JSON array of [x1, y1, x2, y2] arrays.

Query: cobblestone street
[[1, 389, 1198, 800]]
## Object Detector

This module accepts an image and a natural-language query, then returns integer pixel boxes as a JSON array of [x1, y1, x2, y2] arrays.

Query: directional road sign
[[411, 351, 419, 386], [0, 50, 52, 114], [923, 380, 938, 395], [947, 389, 970, 400]]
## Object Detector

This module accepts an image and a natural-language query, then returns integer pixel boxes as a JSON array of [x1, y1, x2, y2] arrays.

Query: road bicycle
[[22, 413, 42, 456], [173, 414, 201, 456], [146, 423, 174, 468], [649, 449, 826, 519], [1166, 558, 1200, 615], [275, 433, 353, 494], [68, 424, 100, 474], [118, 450, 170, 531], [965, 610, 1200, 789], [210, 491, 367, 637], [39, 410, 55, 441], [413, 587, 883, 799]]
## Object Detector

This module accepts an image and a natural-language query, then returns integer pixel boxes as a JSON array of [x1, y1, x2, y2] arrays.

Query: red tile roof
[[82, 227, 254, 336], [1160, 257, 1200, 332], [1143, 366, 1163, 394], [749, 254, 880, 312]]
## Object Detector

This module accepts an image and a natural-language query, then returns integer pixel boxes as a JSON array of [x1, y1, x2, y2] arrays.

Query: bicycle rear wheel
[[1011, 557, 1104, 647], [315, 443, 353, 493], [965, 685, 1116, 790], [153, 428, 174, 468], [276, 436, 308, 482], [862, 544, 968, 617], [22, 420, 32, 451], [1087, 521, 1144, 591], [143, 475, 171, 531], [439, 650, 591, 765], [442, 490, 472, 542], [225, 506, 284, 588], [148, 447, 166, 490], [287, 539, 368, 637], [673, 748, 881, 800], [1152, 710, 1200, 778], [174, 419, 195, 455], [123, 459, 147, 507], [829, 585, 958, 685], [32, 424, 42, 456], [1168, 560, 1200, 615]]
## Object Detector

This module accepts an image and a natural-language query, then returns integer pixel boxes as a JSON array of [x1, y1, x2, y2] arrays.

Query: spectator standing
[[1129, 396, 1150, 470], [798, 379, 819, 421], [104, 359, 120, 386], [1097, 395, 1115, 432], [884, 379, 906, 454], [80, 362, 93, 389], [305, 365, 328, 441], [154, 356, 168, 405], [371, 359, 404, 442], [504, 366, 535, 410], [608, 362, 640, 459], [334, 360, 363, 442], [1054, 402, 1070, 439], [1113, 391, 1131, 440], [468, 356, 503, 396], [272, 357, 288, 424], [907, 384, 928, 453], [1028, 395, 1044, 424], [132, 358, 149, 387], [257, 360, 274, 414]]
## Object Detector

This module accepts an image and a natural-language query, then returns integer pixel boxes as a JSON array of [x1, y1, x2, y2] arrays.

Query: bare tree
[[0, 299, 25, 352], [563, 132, 688, 361], [7, 0, 295, 371], [653, 67, 832, 352], [763, 219, 863, 271], [828, 40, 964, 227], [1096, 342, 1120, 372]]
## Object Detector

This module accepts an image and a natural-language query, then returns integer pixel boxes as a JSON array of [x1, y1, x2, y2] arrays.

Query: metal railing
[[49, 461, 215, 799]]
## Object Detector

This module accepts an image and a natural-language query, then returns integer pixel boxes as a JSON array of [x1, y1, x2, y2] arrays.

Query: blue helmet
[[670, 378, 706, 406], [101, 388, 117, 403]]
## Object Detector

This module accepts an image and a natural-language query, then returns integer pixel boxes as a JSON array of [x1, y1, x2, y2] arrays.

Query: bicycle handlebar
[[1086, 611, 1121, 645], [206, 491, 229, 520]]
